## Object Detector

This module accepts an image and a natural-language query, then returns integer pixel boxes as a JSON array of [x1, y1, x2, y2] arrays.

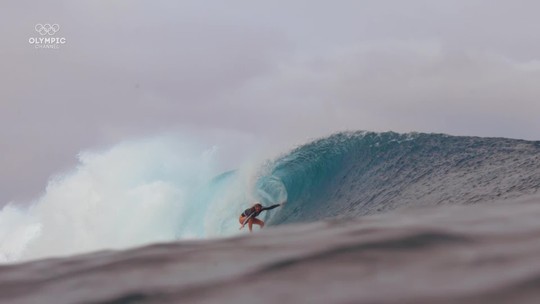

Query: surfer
[[239, 202, 285, 232]]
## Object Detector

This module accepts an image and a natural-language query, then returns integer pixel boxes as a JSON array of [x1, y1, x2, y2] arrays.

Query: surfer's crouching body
[[239, 202, 284, 232]]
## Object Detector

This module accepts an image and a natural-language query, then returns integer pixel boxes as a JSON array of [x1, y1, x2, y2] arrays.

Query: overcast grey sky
[[1, 0, 540, 204]]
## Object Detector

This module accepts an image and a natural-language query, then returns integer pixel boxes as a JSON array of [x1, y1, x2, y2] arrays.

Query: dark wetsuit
[[241, 204, 280, 218]]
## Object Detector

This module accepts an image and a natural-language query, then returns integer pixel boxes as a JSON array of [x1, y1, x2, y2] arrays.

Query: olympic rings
[[35, 24, 60, 36]]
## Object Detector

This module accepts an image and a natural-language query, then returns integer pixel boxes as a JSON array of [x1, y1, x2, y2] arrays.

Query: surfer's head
[[254, 203, 262, 212]]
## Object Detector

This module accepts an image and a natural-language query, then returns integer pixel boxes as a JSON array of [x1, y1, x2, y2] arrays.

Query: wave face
[[1, 131, 539, 262], [256, 132, 540, 224]]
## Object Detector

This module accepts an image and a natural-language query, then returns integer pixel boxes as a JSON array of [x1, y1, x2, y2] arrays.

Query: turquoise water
[[1, 131, 538, 262]]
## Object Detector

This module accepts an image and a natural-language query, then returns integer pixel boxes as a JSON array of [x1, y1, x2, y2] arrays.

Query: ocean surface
[[1, 131, 539, 303]]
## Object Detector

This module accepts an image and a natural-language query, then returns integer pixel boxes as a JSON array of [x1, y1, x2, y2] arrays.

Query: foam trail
[[0, 136, 258, 262]]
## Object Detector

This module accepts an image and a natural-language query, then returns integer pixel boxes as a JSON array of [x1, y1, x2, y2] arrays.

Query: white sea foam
[[0, 136, 261, 262]]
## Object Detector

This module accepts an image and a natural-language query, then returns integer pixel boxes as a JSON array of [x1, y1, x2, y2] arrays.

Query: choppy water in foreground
[[2, 195, 540, 304]]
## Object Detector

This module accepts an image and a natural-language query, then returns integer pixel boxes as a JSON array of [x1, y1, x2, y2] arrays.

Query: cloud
[[219, 41, 540, 141], [1, 0, 540, 203]]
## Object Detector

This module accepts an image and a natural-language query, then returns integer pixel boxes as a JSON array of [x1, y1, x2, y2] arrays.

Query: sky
[[1, 0, 540, 204]]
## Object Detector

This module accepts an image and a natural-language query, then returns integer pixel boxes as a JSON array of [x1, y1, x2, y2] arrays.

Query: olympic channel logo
[[29, 23, 66, 49]]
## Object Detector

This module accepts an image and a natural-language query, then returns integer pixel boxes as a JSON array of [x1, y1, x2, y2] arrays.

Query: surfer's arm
[[262, 204, 281, 211]]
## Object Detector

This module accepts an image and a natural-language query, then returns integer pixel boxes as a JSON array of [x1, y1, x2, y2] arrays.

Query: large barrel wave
[[1, 131, 539, 262], [252, 131, 540, 225]]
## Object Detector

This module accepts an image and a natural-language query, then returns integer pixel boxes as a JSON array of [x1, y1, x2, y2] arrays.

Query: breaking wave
[[1, 131, 539, 262]]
